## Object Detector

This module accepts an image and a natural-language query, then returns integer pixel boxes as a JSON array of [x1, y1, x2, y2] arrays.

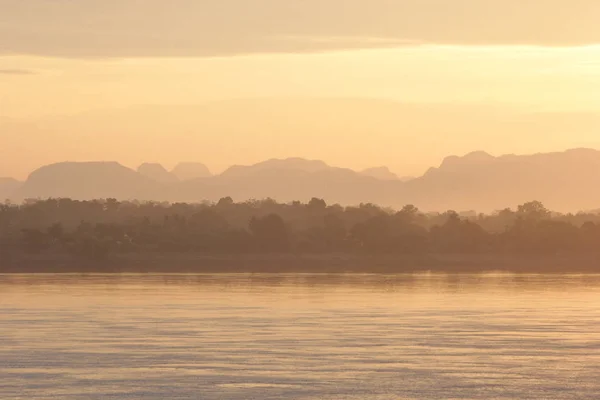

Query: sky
[[2, 0, 600, 179]]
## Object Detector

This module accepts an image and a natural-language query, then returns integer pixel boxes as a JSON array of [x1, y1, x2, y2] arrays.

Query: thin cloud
[[1, 0, 599, 58], [0, 68, 35, 75]]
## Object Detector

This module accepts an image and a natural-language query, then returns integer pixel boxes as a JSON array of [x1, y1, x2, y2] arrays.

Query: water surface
[[1, 273, 600, 399]]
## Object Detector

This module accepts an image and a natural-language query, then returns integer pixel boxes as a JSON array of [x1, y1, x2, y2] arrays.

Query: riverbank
[[2, 253, 600, 273]]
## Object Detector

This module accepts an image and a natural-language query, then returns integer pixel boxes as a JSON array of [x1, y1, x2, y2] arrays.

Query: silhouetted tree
[[308, 197, 327, 210], [47, 222, 64, 243], [217, 196, 234, 207], [21, 229, 48, 253], [517, 201, 550, 222], [3, 198, 600, 262], [249, 213, 289, 252]]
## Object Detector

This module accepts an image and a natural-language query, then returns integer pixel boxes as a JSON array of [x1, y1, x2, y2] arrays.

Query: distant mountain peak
[[137, 162, 167, 171], [0, 177, 23, 200], [464, 150, 494, 160], [137, 163, 178, 183], [563, 148, 599, 157], [15, 161, 160, 201], [0, 177, 20, 184], [439, 151, 495, 169], [8, 148, 600, 211], [29, 161, 127, 178], [261, 157, 330, 169], [360, 166, 399, 181], [171, 162, 212, 181], [221, 157, 331, 178]]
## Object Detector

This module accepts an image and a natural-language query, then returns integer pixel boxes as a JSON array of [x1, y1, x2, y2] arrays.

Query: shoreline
[[2, 253, 600, 274]]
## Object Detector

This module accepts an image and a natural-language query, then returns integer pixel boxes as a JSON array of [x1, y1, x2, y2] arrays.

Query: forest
[[2, 197, 600, 263]]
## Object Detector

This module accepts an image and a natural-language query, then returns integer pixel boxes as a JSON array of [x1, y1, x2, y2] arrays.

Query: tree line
[[2, 197, 600, 260]]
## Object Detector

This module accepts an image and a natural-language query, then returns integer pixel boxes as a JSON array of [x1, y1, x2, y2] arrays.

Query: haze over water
[[1, 273, 599, 399]]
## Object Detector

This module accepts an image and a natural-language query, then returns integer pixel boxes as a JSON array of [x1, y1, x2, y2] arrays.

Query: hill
[[14, 162, 161, 201], [7, 149, 600, 212], [361, 167, 399, 181], [405, 148, 600, 211], [171, 162, 212, 181], [0, 178, 22, 201], [4, 98, 599, 182], [137, 163, 178, 183]]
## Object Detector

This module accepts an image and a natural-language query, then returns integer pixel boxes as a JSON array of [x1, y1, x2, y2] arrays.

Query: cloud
[[0, 68, 35, 75], [1, 0, 599, 58]]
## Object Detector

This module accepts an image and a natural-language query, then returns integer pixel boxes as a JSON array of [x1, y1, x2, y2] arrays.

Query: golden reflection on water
[[1, 273, 600, 399]]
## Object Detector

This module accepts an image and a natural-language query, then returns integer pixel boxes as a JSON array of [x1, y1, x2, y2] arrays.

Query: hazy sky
[[1, 0, 600, 178]]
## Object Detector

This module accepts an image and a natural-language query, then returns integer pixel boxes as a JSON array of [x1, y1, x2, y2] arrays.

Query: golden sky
[[1, 0, 600, 178]]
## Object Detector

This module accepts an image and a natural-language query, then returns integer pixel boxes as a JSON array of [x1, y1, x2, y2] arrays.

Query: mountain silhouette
[[405, 148, 600, 211], [3, 99, 600, 185], [137, 163, 178, 183], [170, 158, 386, 204], [14, 162, 161, 201], [171, 162, 212, 181], [220, 158, 332, 178], [0, 178, 22, 201], [360, 167, 399, 181], [7, 149, 600, 212]]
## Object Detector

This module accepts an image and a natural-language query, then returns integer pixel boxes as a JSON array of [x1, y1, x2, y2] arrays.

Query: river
[[1, 273, 599, 399]]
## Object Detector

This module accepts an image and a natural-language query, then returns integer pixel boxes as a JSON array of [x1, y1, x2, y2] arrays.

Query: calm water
[[1, 274, 600, 399]]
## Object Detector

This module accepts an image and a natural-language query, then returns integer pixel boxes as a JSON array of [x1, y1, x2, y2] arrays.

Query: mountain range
[[4, 98, 600, 182], [3, 148, 600, 212]]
